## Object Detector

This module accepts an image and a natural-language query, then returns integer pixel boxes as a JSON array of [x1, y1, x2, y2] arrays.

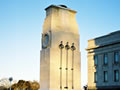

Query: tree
[[31, 81, 40, 90], [11, 80, 40, 90], [23, 81, 31, 90], [17, 80, 25, 90], [11, 83, 17, 90], [0, 78, 9, 89], [0, 86, 8, 90]]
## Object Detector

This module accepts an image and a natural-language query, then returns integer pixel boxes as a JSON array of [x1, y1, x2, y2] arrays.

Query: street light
[[9, 77, 13, 90]]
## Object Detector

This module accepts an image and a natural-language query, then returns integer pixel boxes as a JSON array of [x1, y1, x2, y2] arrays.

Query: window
[[114, 52, 119, 64], [104, 71, 108, 82], [94, 72, 97, 83], [114, 70, 119, 82], [104, 54, 108, 65], [94, 55, 98, 66]]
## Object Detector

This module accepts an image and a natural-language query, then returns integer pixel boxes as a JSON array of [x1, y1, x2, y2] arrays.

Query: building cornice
[[86, 40, 120, 51]]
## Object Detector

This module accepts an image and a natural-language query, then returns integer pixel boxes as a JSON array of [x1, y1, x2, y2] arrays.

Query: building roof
[[87, 30, 120, 50], [45, 4, 77, 13], [88, 30, 120, 41]]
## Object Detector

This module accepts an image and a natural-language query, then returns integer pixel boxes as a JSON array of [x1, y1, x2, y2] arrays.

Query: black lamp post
[[9, 77, 13, 90]]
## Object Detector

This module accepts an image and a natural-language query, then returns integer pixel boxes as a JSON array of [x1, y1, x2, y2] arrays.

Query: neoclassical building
[[86, 30, 120, 90]]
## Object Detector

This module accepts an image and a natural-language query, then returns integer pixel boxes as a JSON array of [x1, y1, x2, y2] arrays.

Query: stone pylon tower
[[40, 5, 81, 90]]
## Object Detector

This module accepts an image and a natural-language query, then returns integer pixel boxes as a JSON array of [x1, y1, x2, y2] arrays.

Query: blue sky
[[0, 0, 120, 88]]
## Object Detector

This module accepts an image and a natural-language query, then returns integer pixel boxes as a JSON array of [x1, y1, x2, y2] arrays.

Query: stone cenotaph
[[40, 5, 81, 90]]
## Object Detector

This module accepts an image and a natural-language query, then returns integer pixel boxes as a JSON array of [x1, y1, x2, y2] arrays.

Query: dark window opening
[[114, 70, 119, 82], [104, 71, 108, 82], [94, 55, 98, 66], [114, 52, 119, 64], [103, 53, 108, 65], [94, 72, 97, 83]]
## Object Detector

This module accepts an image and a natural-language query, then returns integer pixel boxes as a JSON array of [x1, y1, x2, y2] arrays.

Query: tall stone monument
[[40, 5, 81, 90]]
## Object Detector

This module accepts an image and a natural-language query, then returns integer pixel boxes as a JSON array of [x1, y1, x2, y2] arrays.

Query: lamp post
[[65, 42, 70, 89], [71, 43, 76, 90], [59, 41, 64, 89], [9, 77, 13, 90]]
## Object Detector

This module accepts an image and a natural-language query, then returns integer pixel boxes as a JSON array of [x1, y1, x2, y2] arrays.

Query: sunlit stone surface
[[40, 5, 81, 90]]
